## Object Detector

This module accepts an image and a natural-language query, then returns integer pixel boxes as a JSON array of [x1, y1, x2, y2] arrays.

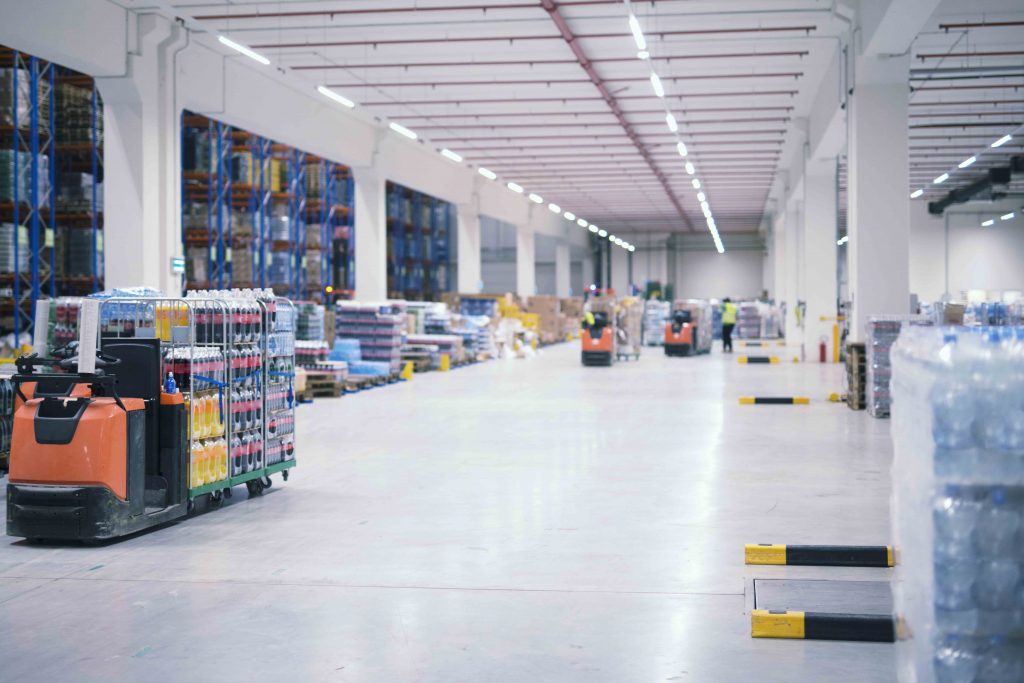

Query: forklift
[[581, 311, 615, 366], [664, 310, 696, 356], [6, 339, 190, 541]]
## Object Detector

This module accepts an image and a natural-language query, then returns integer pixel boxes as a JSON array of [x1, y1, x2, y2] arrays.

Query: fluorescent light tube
[[588, 225, 599, 233], [692, 178, 701, 189], [685, 162, 695, 175], [548, 203, 561, 213], [837, 235, 849, 245], [628, 245, 636, 252], [637, 50, 650, 60], [219, 35, 270, 65], [677, 141, 688, 157], [910, 189, 923, 198], [440, 148, 463, 163], [577, 218, 588, 227], [666, 113, 678, 133], [1001, 212, 1015, 221], [478, 167, 497, 180], [317, 85, 354, 108], [598, 229, 608, 237], [991, 134, 1013, 148], [507, 181, 523, 193], [958, 156, 976, 169], [628, 13, 647, 51], [650, 72, 665, 98], [529, 193, 543, 204], [389, 122, 417, 140], [608, 234, 616, 242], [982, 219, 995, 227], [564, 211, 576, 221], [933, 173, 949, 184], [697, 191, 706, 202]]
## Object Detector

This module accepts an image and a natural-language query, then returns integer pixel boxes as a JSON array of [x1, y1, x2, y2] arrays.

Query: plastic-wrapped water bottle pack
[[892, 326, 1024, 682]]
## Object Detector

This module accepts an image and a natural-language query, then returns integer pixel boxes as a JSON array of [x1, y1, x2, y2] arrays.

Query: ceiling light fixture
[[991, 134, 1013, 148], [697, 192, 706, 202], [564, 211, 576, 221], [440, 148, 463, 163], [507, 181, 523, 193], [837, 235, 849, 246], [389, 122, 418, 140], [692, 178, 701, 189], [317, 85, 354, 108], [637, 50, 650, 60], [628, 12, 647, 52], [910, 189, 923, 198], [677, 141, 688, 157], [528, 193, 543, 204], [933, 173, 949, 184], [549, 203, 561, 213], [478, 167, 497, 180], [598, 229, 608, 237], [219, 35, 270, 65], [958, 156, 976, 169], [577, 218, 589, 227], [608, 234, 616, 241], [589, 225, 599, 233], [982, 219, 995, 227], [628, 245, 636, 252], [666, 113, 678, 133], [1001, 212, 1015, 221], [650, 72, 665, 98], [685, 162, 695, 175]]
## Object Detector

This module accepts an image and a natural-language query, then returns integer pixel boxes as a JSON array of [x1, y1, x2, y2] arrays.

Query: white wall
[[910, 200, 1024, 303], [677, 250, 765, 300]]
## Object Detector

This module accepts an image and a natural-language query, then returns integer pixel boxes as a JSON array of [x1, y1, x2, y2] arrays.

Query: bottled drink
[[974, 489, 1020, 558], [974, 561, 1020, 611], [935, 488, 981, 559], [934, 639, 978, 683], [190, 440, 203, 488]]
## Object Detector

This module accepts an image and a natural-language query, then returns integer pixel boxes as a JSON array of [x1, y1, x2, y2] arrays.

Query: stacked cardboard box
[[525, 295, 563, 344], [561, 296, 583, 339], [846, 341, 866, 410]]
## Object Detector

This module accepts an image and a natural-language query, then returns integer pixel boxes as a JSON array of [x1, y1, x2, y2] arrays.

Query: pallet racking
[[386, 181, 453, 301]]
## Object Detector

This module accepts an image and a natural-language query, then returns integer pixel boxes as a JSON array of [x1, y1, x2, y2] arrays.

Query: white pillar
[[848, 54, 911, 340], [352, 169, 387, 301], [803, 161, 839, 358], [771, 212, 786, 304], [515, 225, 535, 297], [96, 14, 184, 294], [784, 200, 803, 340], [456, 204, 482, 293], [555, 241, 570, 297]]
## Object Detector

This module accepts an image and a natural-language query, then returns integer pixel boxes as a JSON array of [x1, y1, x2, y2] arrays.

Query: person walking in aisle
[[721, 298, 737, 353]]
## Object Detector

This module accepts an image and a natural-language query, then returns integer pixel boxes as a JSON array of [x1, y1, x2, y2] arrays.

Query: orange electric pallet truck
[[665, 310, 696, 356], [6, 340, 194, 541], [581, 311, 615, 366]]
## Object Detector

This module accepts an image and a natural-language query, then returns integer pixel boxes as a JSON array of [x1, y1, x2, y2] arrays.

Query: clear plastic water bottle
[[974, 489, 1020, 558], [936, 560, 978, 611], [935, 638, 979, 683], [935, 488, 981, 558], [932, 378, 977, 451], [977, 639, 1024, 683], [974, 560, 1021, 611]]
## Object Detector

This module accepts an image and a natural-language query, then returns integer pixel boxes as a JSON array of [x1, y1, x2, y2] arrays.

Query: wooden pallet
[[305, 371, 345, 398]]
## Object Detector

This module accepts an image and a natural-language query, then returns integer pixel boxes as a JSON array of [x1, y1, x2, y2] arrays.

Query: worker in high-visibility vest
[[721, 298, 737, 353]]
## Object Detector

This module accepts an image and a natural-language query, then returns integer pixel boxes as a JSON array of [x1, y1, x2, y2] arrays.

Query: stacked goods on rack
[[460, 296, 498, 317], [616, 298, 643, 359], [866, 315, 931, 418], [561, 296, 583, 339], [406, 334, 465, 365], [736, 303, 763, 339], [0, 375, 13, 471], [712, 302, 723, 340], [335, 301, 406, 373], [891, 327, 1024, 682], [524, 295, 564, 344], [845, 341, 866, 410], [643, 300, 671, 345]]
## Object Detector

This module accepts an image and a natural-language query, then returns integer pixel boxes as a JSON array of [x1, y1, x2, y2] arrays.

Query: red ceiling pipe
[[291, 52, 809, 70], [357, 90, 799, 106], [326, 73, 803, 88], [910, 99, 1024, 107], [250, 26, 817, 50], [195, 0, 624, 20], [939, 20, 1024, 30], [917, 50, 1024, 60]]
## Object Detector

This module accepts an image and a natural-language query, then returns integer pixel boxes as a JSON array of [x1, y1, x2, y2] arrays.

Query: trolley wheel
[[187, 497, 195, 513], [210, 490, 224, 509], [224, 487, 233, 498], [282, 470, 289, 482], [262, 476, 273, 489], [246, 479, 265, 497]]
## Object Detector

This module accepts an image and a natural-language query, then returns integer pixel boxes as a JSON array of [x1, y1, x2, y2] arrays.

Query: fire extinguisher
[[819, 337, 828, 363]]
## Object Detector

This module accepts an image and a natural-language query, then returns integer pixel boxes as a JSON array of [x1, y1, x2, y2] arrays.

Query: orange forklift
[[6, 339, 191, 541], [581, 311, 615, 366], [664, 310, 696, 356]]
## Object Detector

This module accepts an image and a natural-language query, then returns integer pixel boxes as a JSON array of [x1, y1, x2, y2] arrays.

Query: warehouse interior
[[0, 0, 1022, 681]]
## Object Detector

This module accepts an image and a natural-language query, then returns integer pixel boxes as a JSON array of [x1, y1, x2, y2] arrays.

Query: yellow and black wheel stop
[[738, 397, 810, 405], [737, 356, 780, 365], [751, 610, 896, 642], [745, 544, 894, 567]]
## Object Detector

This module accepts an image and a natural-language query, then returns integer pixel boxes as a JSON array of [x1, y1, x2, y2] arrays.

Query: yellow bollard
[[400, 361, 414, 381], [440, 354, 451, 372]]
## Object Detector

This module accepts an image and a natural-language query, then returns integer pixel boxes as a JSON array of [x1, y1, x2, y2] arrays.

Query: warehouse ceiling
[[156, 0, 1023, 239]]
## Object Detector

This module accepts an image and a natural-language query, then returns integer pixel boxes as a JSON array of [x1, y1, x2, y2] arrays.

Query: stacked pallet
[[335, 301, 406, 373], [845, 341, 866, 410]]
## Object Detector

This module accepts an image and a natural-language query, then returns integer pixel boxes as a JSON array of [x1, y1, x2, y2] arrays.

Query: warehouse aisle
[[0, 344, 895, 682]]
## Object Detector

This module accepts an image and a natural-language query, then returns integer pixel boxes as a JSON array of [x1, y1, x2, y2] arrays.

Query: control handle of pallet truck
[[13, 352, 128, 413], [57, 352, 122, 372]]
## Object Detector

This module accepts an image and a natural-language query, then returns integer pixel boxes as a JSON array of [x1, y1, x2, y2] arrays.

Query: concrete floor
[[0, 342, 896, 682]]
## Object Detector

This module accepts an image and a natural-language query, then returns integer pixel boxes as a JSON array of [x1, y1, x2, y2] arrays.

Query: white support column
[[848, 54, 911, 340], [515, 225, 536, 297], [803, 161, 839, 359], [456, 203, 482, 293], [96, 14, 185, 294], [352, 169, 387, 301], [554, 241, 570, 297], [784, 200, 804, 341]]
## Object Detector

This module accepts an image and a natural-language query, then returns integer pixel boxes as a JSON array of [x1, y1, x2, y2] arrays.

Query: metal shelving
[[386, 181, 453, 301]]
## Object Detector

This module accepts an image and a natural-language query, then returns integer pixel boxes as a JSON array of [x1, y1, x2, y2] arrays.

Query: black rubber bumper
[[7, 483, 129, 541]]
